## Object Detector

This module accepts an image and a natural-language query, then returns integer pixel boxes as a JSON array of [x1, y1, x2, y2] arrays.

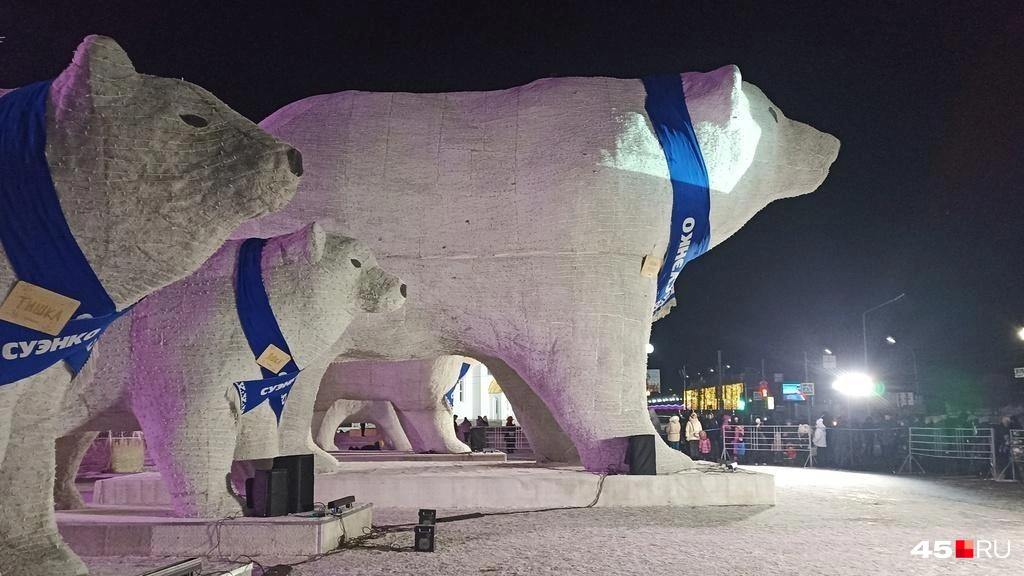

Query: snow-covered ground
[[85, 466, 1024, 575]]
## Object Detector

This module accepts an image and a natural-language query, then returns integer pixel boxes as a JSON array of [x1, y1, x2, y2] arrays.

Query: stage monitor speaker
[[273, 453, 315, 513], [468, 427, 486, 452], [418, 508, 436, 525], [626, 434, 657, 475], [249, 468, 289, 517], [414, 524, 436, 552]]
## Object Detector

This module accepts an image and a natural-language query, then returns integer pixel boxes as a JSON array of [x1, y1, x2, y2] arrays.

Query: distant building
[[448, 360, 517, 424]]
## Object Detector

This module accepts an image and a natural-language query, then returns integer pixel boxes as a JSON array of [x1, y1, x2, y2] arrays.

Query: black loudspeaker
[[273, 454, 315, 513], [418, 508, 436, 525], [249, 468, 289, 517], [469, 427, 486, 452], [626, 434, 657, 475], [414, 524, 436, 552]]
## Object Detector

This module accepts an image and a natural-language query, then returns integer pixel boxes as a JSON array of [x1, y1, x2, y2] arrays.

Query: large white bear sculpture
[[0, 36, 300, 576], [232, 65, 839, 475], [56, 224, 405, 518]]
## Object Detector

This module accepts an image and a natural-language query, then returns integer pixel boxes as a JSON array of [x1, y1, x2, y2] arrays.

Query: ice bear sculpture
[[313, 356, 471, 457], [56, 224, 405, 517], [313, 399, 413, 452], [232, 65, 839, 475], [0, 36, 300, 576]]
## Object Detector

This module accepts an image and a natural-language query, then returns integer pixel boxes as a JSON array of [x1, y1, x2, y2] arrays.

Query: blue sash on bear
[[0, 81, 128, 385], [443, 362, 472, 408], [232, 238, 300, 422], [642, 74, 712, 318]]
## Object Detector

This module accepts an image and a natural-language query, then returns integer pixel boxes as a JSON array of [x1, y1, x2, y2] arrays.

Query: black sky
[[2, 1, 1021, 391]]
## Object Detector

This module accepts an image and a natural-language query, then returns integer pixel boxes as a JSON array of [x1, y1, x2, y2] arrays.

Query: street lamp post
[[716, 350, 723, 411], [909, 347, 919, 397], [862, 293, 906, 368], [886, 335, 920, 403]]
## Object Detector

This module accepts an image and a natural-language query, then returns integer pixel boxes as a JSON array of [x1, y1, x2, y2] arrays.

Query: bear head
[[268, 223, 407, 321], [681, 64, 840, 248], [41, 35, 301, 308]]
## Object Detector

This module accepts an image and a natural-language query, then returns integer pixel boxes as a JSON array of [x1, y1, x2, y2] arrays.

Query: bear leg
[[0, 376, 89, 576], [132, 389, 242, 518], [499, 313, 693, 474], [274, 361, 330, 458], [480, 355, 580, 463], [393, 405, 468, 454], [54, 432, 100, 510]]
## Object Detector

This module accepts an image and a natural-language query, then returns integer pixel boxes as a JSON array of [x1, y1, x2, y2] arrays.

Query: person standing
[[733, 425, 747, 463], [504, 416, 517, 454], [665, 415, 682, 450], [993, 416, 1012, 478], [458, 417, 472, 443], [751, 417, 768, 465], [685, 411, 703, 457], [698, 430, 712, 461], [813, 414, 829, 467]]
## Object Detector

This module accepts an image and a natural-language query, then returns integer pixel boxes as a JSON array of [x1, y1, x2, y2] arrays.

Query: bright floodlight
[[1018, 327, 1024, 342], [832, 372, 876, 397], [823, 348, 833, 355], [885, 335, 896, 344], [646, 343, 654, 354]]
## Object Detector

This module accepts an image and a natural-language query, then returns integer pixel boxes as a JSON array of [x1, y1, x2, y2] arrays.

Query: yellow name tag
[[256, 343, 291, 374], [640, 254, 663, 278], [0, 281, 81, 336]]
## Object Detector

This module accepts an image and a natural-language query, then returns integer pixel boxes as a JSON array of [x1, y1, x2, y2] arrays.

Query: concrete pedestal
[[92, 472, 170, 506], [57, 503, 372, 558], [330, 450, 507, 463], [90, 461, 773, 511], [315, 461, 775, 509]]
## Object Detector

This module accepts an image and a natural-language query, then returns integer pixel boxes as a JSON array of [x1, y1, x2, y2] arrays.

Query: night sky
[[2, 2, 1021, 396]]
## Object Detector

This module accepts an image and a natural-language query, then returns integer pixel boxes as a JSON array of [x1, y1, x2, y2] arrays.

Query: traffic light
[[737, 398, 747, 411]]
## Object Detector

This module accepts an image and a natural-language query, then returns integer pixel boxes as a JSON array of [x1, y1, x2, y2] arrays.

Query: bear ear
[[720, 64, 742, 94], [305, 222, 327, 263], [682, 64, 743, 127], [51, 35, 138, 121], [696, 64, 741, 97]]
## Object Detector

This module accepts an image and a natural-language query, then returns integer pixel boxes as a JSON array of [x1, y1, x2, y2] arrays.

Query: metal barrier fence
[[472, 426, 532, 455], [703, 425, 1007, 477], [997, 429, 1024, 482], [817, 427, 910, 472], [470, 424, 1017, 480], [898, 427, 995, 477], [715, 425, 815, 467]]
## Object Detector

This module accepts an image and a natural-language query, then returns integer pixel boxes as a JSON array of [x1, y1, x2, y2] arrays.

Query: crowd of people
[[650, 407, 1024, 476], [445, 407, 1022, 477], [454, 414, 520, 452]]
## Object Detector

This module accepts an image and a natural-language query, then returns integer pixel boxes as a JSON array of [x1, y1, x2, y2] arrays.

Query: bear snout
[[286, 147, 303, 177], [356, 267, 407, 314]]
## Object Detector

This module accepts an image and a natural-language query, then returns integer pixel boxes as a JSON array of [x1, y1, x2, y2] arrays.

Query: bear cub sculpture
[[59, 223, 405, 517]]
